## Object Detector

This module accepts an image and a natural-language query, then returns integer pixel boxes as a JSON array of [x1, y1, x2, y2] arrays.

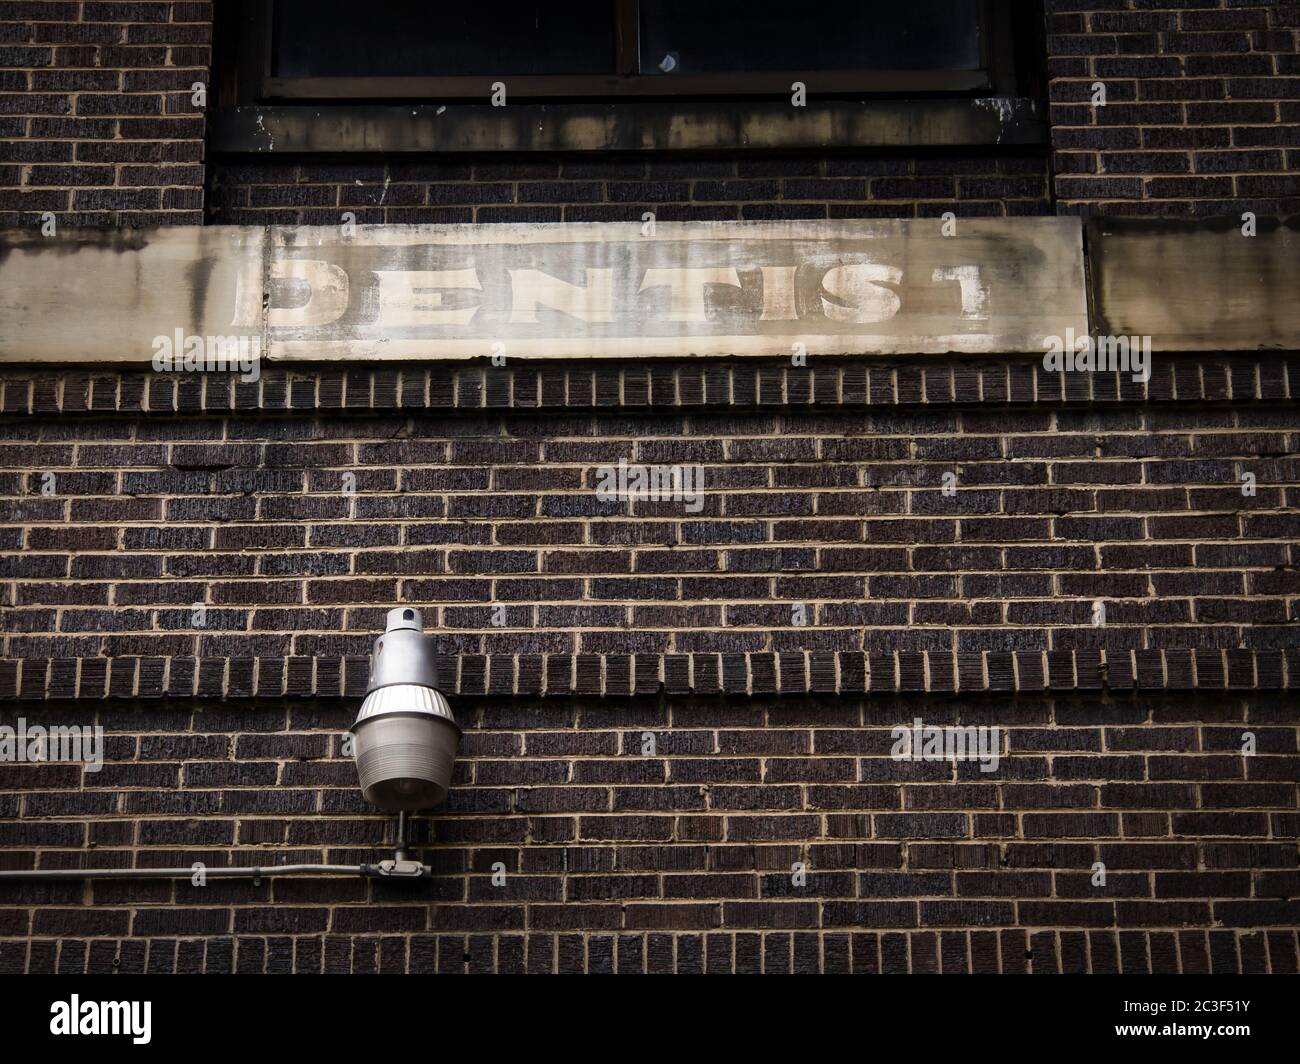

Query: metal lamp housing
[[351, 608, 461, 811]]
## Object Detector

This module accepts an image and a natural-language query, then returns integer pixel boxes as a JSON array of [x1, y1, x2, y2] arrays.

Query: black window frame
[[222, 0, 1028, 104]]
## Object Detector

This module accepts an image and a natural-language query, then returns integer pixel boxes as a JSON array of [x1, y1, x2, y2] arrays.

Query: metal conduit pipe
[[0, 865, 374, 880], [0, 812, 431, 881], [0, 861, 431, 881]]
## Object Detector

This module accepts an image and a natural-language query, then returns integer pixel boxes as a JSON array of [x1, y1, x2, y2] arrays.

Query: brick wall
[[8, 3, 1298, 227], [2, 690, 1298, 974], [1, 360, 1297, 664], [207, 154, 1054, 227], [2, 363, 1298, 974], [0, 0, 210, 227], [1048, 0, 1300, 216], [3, 2, 1300, 978]]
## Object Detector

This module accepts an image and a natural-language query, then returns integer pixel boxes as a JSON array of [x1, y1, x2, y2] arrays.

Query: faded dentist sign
[[0, 219, 1087, 363]]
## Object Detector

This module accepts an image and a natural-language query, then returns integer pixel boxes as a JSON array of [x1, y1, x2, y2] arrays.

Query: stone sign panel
[[1088, 216, 1300, 351], [0, 219, 1088, 363]]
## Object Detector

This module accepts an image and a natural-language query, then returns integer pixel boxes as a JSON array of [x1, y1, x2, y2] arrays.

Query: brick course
[[207, 154, 1054, 227]]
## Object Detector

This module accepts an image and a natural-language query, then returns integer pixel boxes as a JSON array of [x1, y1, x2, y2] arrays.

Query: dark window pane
[[639, 0, 982, 75], [272, 0, 617, 78]]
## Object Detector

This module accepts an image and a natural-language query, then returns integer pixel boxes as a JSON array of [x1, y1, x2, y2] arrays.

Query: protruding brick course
[[1, 357, 1296, 415], [1, 649, 1294, 701]]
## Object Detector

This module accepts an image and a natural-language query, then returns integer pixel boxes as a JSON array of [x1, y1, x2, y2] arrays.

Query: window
[[270, 1, 619, 81], [226, 0, 1038, 102]]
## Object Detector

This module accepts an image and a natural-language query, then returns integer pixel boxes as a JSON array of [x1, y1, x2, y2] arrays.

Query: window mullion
[[616, 0, 641, 76]]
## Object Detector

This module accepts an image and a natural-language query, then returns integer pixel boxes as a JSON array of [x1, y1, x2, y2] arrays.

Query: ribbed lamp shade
[[350, 609, 461, 811]]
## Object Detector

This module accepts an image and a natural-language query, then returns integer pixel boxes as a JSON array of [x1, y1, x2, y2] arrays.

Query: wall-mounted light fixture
[[0, 608, 459, 883], [351, 607, 461, 812]]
